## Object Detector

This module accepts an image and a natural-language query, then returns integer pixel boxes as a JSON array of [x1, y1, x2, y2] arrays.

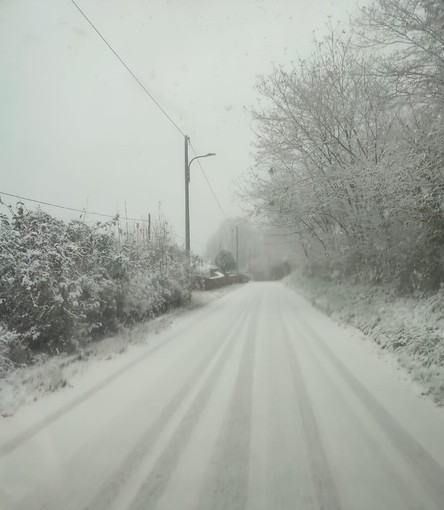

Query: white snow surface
[[287, 272, 444, 403], [1, 282, 444, 509]]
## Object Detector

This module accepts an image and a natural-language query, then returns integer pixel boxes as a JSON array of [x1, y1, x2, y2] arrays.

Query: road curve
[[1, 282, 444, 510]]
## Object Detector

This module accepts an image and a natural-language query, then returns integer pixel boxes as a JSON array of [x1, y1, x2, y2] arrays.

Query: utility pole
[[183, 135, 215, 254], [148, 213, 151, 242], [184, 135, 190, 253], [236, 225, 239, 275]]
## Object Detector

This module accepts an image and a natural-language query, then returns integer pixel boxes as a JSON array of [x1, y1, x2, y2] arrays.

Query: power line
[[0, 191, 121, 220], [69, 0, 185, 137], [189, 142, 227, 219], [69, 0, 228, 222], [0, 190, 151, 225], [0, 190, 207, 245]]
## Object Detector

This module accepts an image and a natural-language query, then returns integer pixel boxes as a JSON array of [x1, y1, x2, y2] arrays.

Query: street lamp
[[184, 135, 216, 253]]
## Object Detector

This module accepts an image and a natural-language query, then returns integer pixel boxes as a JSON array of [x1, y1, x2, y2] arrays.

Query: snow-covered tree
[[244, 10, 444, 291], [356, 0, 444, 105], [215, 249, 236, 274]]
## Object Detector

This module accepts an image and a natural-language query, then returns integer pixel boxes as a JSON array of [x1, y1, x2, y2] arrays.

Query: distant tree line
[[243, 0, 444, 292], [206, 217, 298, 280]]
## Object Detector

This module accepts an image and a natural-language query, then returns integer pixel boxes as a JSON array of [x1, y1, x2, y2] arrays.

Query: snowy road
[[1, 282, 444, 510]]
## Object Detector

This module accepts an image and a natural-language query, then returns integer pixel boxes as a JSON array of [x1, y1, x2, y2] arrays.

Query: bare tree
[[355, 0, 444, 104]]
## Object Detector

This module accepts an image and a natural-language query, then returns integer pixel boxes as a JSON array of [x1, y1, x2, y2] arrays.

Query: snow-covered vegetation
[[0, 203, 191, 375], [214, 249, 236, 274], [244, 0, 444, 293]]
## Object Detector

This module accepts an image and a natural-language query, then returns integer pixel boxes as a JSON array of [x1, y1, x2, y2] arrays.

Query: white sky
[[1, 0, 362, 254]]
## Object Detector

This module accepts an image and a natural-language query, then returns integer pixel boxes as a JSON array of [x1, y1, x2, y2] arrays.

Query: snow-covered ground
[[1, 282, 444, 509], [287, 272, 444, 405], [0, 286, 240, 418]]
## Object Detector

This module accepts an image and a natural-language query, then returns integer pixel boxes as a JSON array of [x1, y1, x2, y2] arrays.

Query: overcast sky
[[1, 0, 363, 254]]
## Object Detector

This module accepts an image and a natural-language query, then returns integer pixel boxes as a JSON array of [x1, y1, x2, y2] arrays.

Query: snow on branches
[[245, 2, 444, 292], [0, 204, 191, 373]]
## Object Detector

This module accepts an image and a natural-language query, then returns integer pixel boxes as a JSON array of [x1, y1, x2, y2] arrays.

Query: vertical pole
[[249, 247, 251, 277], [124, 201, 129, 243], [236, 224, 239, 275], [184, 135, 190, 253], [148, 213, 151, 242]]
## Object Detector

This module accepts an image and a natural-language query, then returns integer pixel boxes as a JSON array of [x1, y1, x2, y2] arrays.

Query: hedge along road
[[1, 282, 444, 510]]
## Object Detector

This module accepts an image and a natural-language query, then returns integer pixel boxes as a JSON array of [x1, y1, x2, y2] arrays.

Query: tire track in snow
[[0, 288, 246, 459], [84, 296, 258, 510], [281, 316, 341, 510], [261, 287, 317, 510], [196, 294, 260, 510], [0, 294, 238, 459], [126, 294, 261, 510], [284, 310, 431, 510], [295, 313, 444, 509]]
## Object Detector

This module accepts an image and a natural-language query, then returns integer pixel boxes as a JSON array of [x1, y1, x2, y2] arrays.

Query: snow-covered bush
[[0, 207, 81, 352], [0, 323, 21, 375], [215, 249, 236, 274], [0, 203, 191, 369]]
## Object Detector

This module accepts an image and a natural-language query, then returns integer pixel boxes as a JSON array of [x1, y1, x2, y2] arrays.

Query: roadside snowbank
[[286, 272, 444, 405], [0, 286, 241, 418]]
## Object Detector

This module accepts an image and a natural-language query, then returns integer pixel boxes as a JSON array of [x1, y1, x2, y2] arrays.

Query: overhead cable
[[189, 142, 228, 219], [70, 0, 185, 137], [71, 0, 227, 218], [0, 191, 122, 220], [0, 191, 208, 243], [69, 1, 228, 222]]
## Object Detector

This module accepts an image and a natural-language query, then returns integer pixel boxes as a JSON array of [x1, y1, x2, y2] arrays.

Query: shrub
[[0, 203, 191, 368]]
